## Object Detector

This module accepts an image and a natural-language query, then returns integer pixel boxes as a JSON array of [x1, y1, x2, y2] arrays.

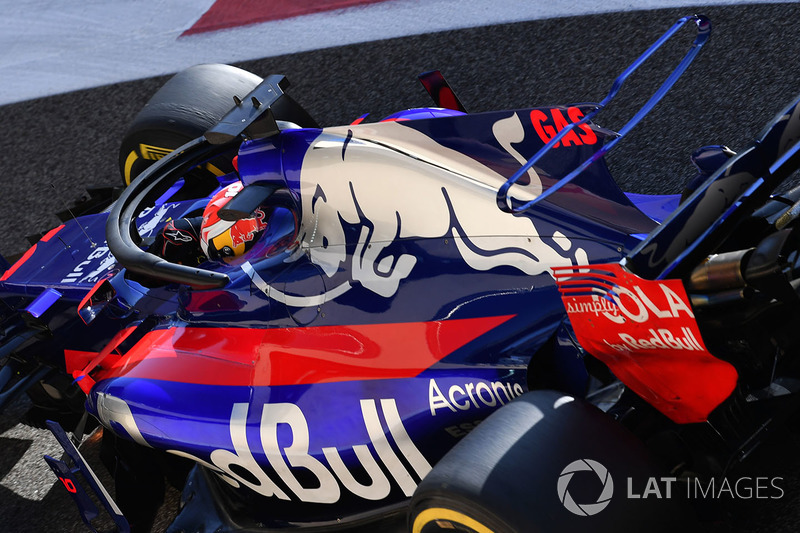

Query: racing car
[[1, 13, 797, 533]]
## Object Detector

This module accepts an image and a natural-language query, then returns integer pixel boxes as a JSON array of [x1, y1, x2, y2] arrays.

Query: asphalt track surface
[[4, 4, 800, 532]]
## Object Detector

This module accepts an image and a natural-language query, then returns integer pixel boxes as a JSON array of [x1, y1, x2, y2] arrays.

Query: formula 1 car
[[407, 21, 800, 533], [1, 13, 795, 533]]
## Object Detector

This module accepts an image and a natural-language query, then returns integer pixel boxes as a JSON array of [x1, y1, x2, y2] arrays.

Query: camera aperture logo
[[557, 459, 614, 516], [558, 459, 785, 518]]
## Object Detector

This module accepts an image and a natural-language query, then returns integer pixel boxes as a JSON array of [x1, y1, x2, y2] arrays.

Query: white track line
[[0, 0, 796, 106]]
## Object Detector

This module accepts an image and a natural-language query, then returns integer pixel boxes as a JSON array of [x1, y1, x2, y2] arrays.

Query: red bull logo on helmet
[[229, 208, 268, 248], [200, 183, 270, 260]]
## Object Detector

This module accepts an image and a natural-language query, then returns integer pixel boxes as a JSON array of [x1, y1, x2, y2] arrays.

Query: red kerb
[[183, 0, 392, 36]]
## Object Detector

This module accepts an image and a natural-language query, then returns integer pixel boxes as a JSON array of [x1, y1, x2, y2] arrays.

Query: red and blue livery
[[5, 14, 800, 533]]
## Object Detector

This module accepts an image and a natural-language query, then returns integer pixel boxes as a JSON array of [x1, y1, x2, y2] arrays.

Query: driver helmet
[[200, 182, 268, 263]]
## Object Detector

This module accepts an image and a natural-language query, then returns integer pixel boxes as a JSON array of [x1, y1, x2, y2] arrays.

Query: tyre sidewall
[[410, 390, 694, 533]]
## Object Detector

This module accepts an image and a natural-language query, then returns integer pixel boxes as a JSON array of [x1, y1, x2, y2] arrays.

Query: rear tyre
[[410, 390, 693, 533]]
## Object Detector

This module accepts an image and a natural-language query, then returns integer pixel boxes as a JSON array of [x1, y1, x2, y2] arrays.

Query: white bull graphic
[[263, 115, 588, 305]]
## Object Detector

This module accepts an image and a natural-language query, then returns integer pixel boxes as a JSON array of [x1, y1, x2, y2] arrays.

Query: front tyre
[[118, 63, 317, 187], [119, 64, 260, 187]]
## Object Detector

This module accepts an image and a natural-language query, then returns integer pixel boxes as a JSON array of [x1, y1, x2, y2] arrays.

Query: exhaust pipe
[[688, 249, 753, 292]]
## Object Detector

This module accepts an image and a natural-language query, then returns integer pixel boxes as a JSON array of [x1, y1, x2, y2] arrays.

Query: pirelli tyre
[[118, 63, 317, 188], [409, 390, 693, 533]]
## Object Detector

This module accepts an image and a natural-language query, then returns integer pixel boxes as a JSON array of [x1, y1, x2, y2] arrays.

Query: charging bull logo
[[255, 117, 587, 306], [201, 182, 269, 258], [229, 208, 268, 248]]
